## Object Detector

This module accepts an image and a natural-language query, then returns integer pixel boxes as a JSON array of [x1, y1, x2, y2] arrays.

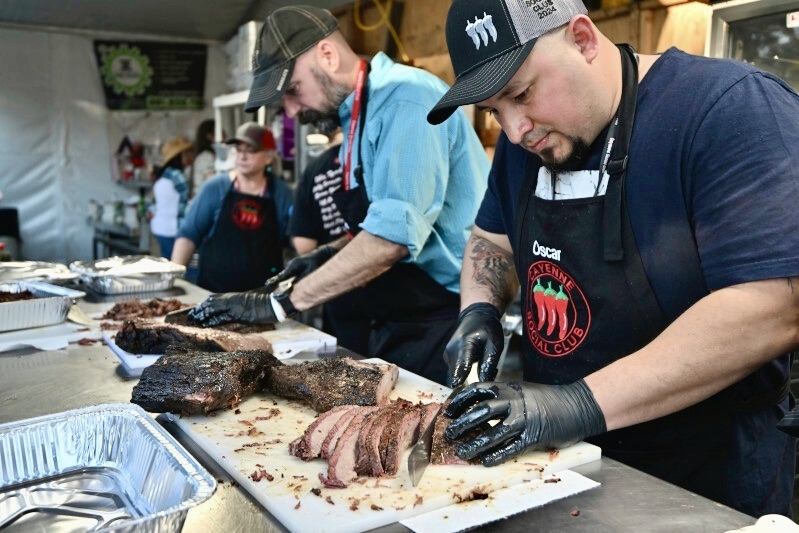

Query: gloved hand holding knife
[[444, 380, 606, 466], [187, 244, 339, 327]]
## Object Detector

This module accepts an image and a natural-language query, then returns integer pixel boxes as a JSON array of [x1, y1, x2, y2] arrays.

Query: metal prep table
[[0, 278, 756, 532]]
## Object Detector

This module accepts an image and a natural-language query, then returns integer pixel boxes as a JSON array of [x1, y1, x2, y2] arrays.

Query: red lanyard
[[343, 60, 368, 191]]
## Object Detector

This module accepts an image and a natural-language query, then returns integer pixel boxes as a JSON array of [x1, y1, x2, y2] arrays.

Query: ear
[[569, 15, 599, 63], [314, 38, 340, 73]]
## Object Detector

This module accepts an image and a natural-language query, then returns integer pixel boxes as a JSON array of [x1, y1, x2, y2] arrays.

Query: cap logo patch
[[465, 12, 498, 50], [276, 67, 290, 91]]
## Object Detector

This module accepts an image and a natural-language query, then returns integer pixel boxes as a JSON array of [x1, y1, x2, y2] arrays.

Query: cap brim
[[224, 136, 256, 148], [427, 40, 536, 125], [245, 60, 295, 113]]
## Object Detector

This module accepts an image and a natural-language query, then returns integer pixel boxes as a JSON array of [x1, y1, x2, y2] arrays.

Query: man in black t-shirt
[[289, 142, 371, 354]]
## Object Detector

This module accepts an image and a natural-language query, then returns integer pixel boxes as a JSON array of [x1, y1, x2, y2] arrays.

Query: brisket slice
[[131, 349, 282, 416], [114, 318, 274, 355], [320, 406, 380, 488], [320, 408, 361, 460], [289, 405, 358, 460], [381, 404, 424, 475], [264, 357, 398, 413], [353, 405, 401, 477], [361, 398, 415, 477]]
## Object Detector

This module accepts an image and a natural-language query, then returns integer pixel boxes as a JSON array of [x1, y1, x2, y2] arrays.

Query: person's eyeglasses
[[234, 144, 263, 155]]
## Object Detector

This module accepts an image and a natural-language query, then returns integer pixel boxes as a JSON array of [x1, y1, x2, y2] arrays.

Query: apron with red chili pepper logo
[[512, 45, 794, 515], [197, 178, 282, 293]]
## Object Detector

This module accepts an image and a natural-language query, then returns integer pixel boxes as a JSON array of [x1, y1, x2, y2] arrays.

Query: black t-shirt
[[289, 145, 347, 244]]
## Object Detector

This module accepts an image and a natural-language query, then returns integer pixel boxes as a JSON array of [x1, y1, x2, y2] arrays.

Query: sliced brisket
[[289, 405, 358, 461], [320, 406, 380, 488]]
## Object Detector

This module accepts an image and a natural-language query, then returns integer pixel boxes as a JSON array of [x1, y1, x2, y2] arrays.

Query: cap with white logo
[[427, 0, 587, 125]]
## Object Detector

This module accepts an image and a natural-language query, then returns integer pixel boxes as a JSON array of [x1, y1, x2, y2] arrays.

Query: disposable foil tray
[[0, 280, 86, 333], [0, 403, 215, 533], [0, 261, 79, 283], [70, 255, 186, 295]]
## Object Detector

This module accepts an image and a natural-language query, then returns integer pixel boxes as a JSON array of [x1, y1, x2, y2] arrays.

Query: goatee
[[542, 136, 590, 173]]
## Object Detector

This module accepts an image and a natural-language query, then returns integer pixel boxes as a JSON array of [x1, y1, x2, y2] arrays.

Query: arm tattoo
[[469, 237, 516, 307]]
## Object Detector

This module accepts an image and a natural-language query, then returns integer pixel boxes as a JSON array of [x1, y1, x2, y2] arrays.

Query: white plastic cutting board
[[163, 359, 601, 533]]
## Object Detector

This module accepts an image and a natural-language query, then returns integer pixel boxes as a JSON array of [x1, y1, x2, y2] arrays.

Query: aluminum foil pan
[[70, 255, 186, 295], [0, 403, 216, 532], [0, 280, 86, 333], [0, 261, 79, 283]]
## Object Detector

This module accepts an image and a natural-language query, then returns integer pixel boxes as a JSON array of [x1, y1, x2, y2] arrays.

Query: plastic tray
[[70, 255, 186, 295], [0, 403, 216, 532], [0, 280, 86, 333]]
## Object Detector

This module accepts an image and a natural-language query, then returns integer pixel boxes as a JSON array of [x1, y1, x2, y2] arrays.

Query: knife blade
[[163, 306, 195, 325], [408, 385, 464, 487], [67, 303, 96, 327], [262, 273, 284, 293]]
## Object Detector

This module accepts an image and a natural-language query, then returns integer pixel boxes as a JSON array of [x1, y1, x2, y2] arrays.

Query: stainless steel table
[[0, 279, 756, 532]]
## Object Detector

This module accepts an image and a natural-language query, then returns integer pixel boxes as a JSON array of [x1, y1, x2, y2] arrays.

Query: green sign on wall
[[94, 40, 207, 110]]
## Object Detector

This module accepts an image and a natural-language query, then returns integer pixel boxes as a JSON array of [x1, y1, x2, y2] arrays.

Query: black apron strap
[[603, 44, 639, 262]]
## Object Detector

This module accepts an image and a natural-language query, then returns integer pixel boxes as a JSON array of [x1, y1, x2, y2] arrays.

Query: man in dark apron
[[423, 0, 799, 520], [187, 6, 491, 386], [172, 122, 292, 293]]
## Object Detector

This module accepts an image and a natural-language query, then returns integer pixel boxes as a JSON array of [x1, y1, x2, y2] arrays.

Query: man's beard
[[296, 66, 350, 131], [541, 136, 591, 173]]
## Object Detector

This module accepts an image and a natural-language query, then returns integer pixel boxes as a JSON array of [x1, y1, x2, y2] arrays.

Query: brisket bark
[[114, 318, 274, 354], [131, 349, 282, 416], [264, 357, 398, 413]]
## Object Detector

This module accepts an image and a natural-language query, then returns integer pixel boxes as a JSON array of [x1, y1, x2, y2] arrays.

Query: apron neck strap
[[602, 43, 639, 262]]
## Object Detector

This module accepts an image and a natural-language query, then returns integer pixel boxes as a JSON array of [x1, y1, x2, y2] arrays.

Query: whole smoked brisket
[[114, 318, 274, 354], [131, 349, 282, 415], [265, 357, 399, 413]]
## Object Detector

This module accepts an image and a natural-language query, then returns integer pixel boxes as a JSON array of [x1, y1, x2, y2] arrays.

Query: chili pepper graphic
[[533, 278, 547, 332], [544, 281, 558, 336], [555, 284, 569, 340]]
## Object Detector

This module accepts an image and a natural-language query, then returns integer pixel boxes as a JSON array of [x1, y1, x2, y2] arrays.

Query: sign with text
[[94, 40, 206, 110]]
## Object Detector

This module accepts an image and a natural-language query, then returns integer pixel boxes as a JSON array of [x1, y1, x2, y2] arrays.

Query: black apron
[[197, 178, 283, 293], [329, 63, 459, 385], [513, 45, 761, 510]]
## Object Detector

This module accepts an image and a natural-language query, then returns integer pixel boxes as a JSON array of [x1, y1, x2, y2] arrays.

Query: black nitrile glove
[[445, 380, 606, 466], [281, 245, 338, 283], [443, 303, 505, 388], [187, 286, 277, 327]]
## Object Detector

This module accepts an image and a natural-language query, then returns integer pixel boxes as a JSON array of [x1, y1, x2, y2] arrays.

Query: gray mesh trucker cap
[[427, 0, 587, 124]]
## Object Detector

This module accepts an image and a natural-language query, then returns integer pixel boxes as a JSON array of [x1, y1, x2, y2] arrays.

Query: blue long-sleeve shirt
[[338, 52, 490, 293]]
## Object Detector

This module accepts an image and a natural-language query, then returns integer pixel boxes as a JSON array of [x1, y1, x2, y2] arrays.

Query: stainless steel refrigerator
[[706, 0, 799, 91]]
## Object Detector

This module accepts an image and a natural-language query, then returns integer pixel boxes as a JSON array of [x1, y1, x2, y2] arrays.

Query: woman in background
[[191, 119, 216, 198], [150, 136, 192, 259]]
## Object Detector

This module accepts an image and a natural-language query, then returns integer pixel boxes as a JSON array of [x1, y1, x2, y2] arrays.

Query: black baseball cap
[[427, 0, 587, 125], [245, 5, 339, 112]]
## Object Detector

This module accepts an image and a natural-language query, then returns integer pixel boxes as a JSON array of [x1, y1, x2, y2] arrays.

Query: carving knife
[[408, 385, 464, 487]]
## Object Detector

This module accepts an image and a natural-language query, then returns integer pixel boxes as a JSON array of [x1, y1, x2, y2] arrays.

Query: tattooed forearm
[[469, 235, 518, 308]]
